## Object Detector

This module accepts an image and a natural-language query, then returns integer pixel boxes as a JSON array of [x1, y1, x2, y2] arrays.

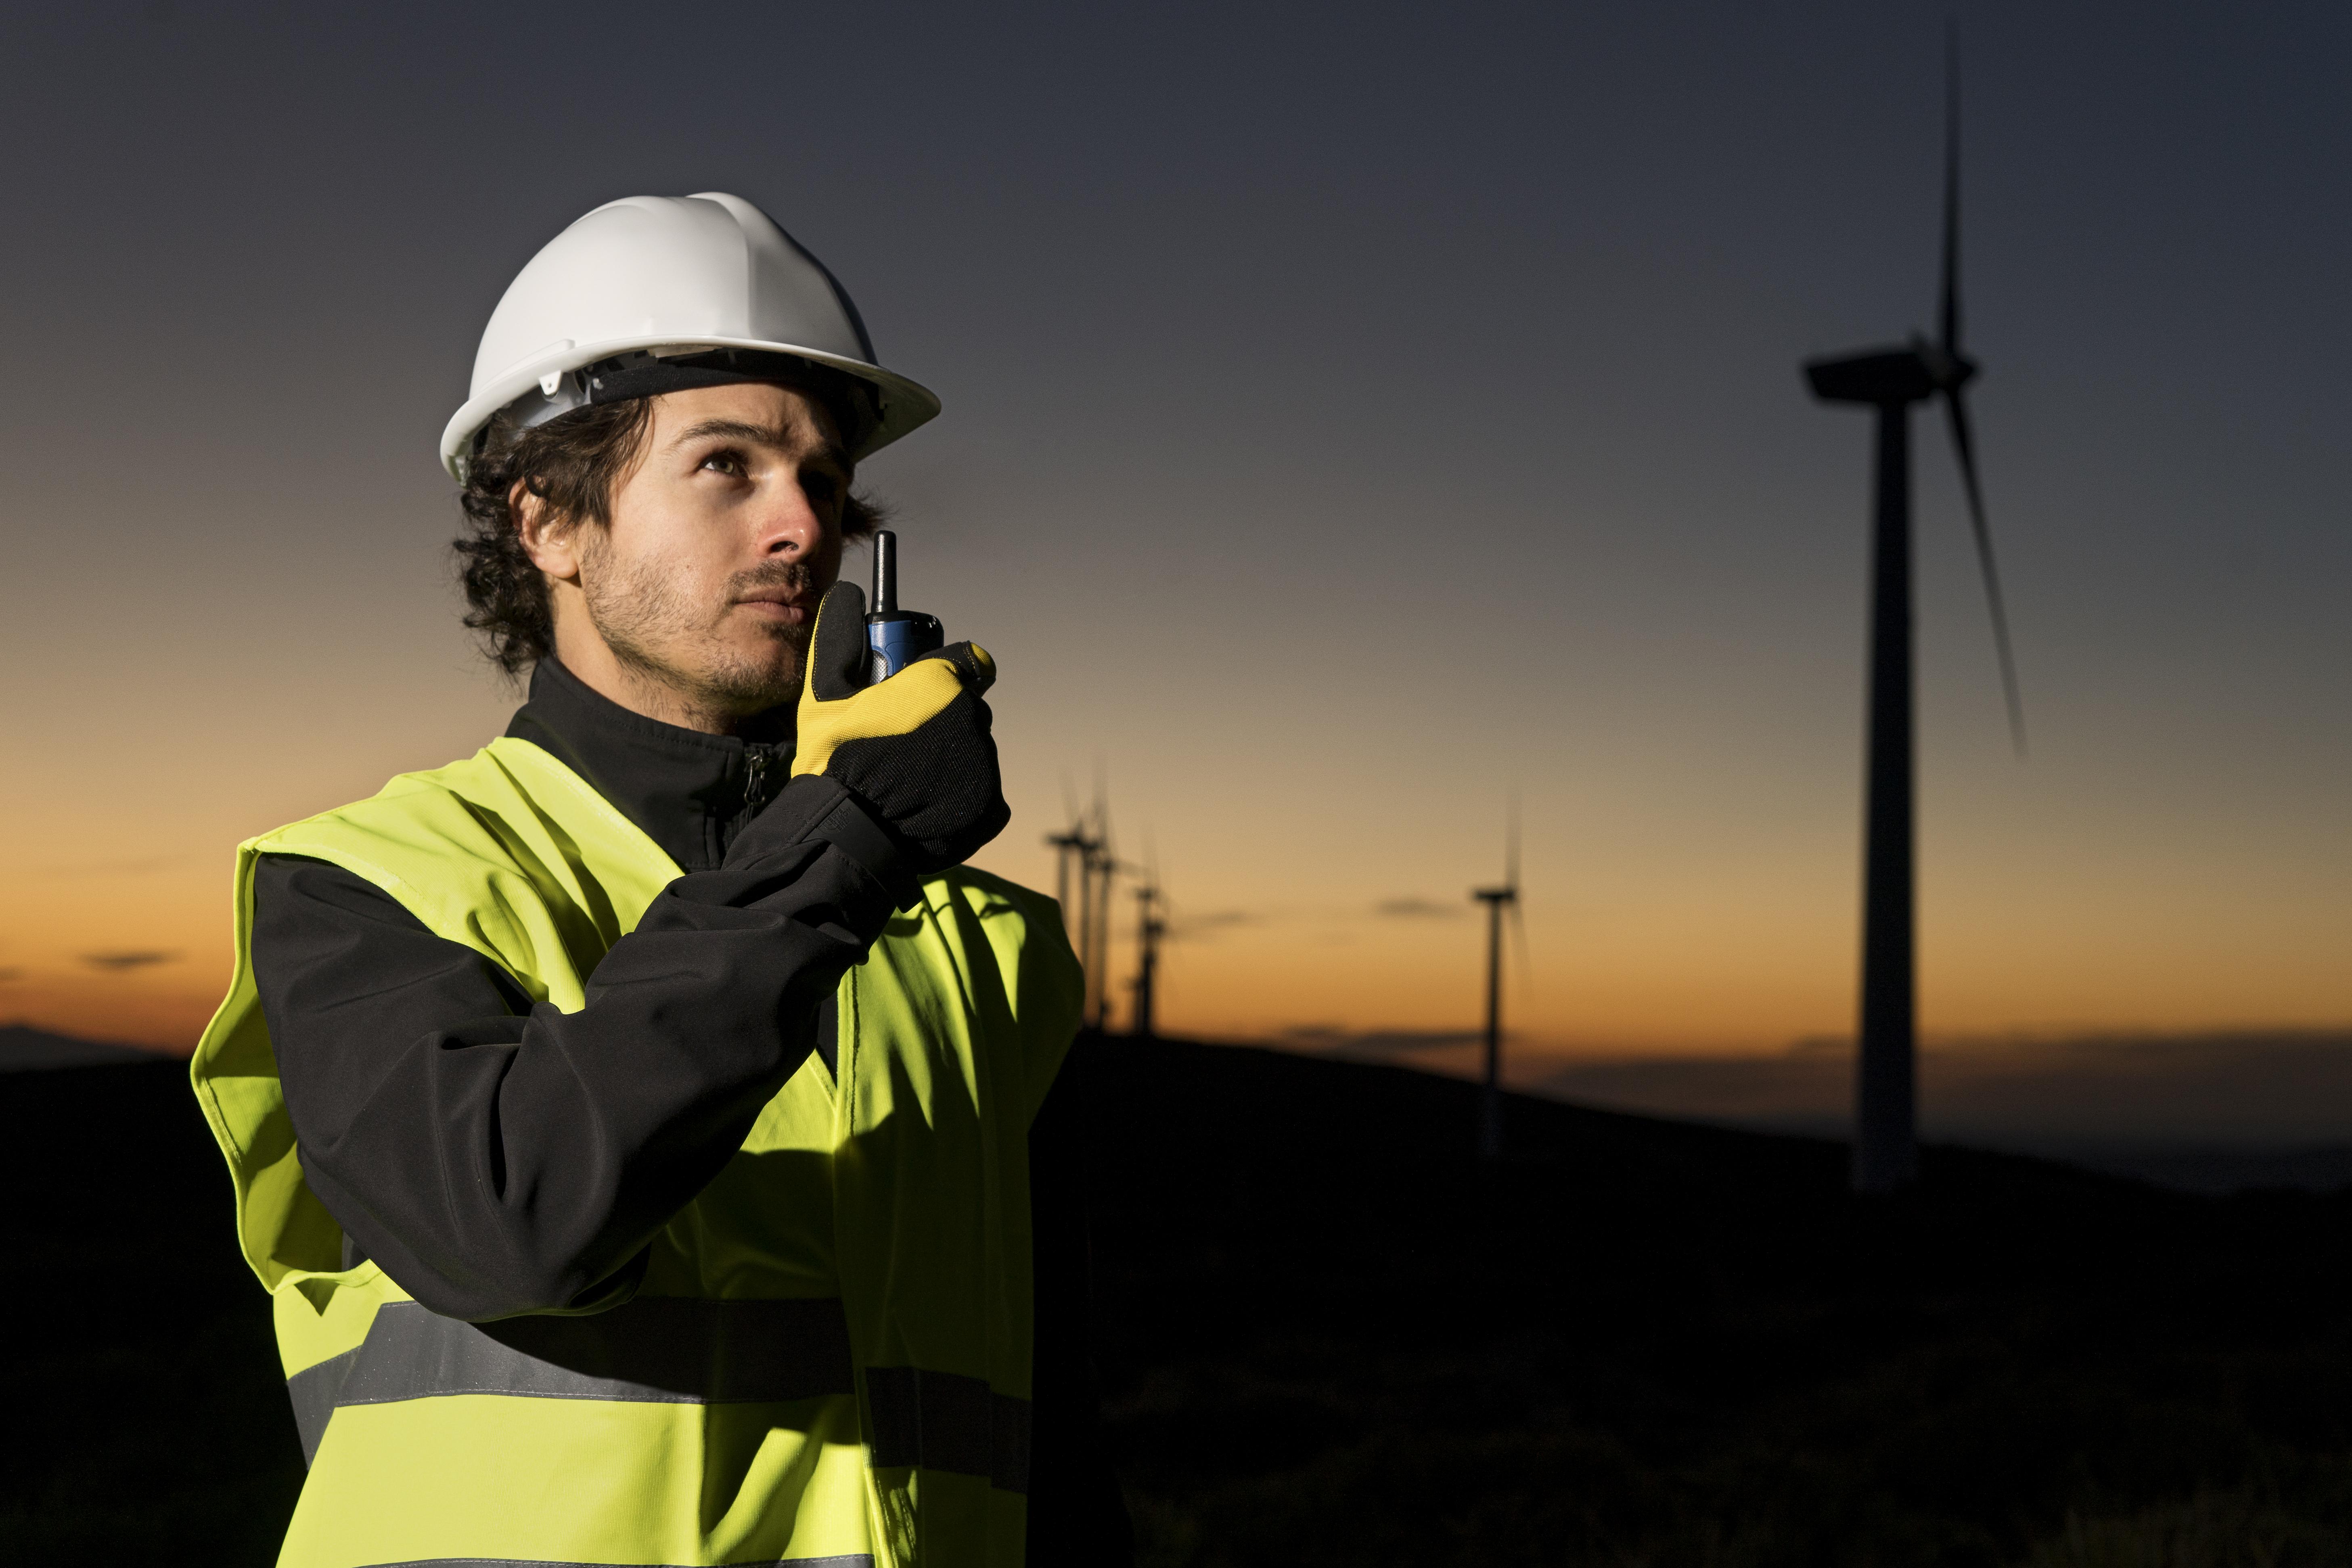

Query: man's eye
[[700, 450, 747, 477], [804, 471, 843, 503]]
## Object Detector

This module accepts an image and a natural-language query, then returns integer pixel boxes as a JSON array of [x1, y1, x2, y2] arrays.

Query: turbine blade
[[1504, 789, 1521, 892], [1061, 771, 1080, 831], [1943, 387, 2028, 756], [1940, 23, 1961, 358], [1506, 898, 1532, 1003]]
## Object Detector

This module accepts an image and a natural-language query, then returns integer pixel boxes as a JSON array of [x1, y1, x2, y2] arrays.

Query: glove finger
[[909, 640, 997, 697], [806, 581, 870, 702]]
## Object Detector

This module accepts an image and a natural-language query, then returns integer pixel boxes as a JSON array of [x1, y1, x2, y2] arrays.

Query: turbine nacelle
[[1802, 343, 1973, 407]]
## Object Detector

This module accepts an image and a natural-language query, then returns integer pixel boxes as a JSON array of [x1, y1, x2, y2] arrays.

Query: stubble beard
[[580, 532, 818, 720]]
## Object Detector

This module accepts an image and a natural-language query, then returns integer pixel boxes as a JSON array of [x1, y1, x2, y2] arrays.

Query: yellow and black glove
[[791, 580, 1009, 878]]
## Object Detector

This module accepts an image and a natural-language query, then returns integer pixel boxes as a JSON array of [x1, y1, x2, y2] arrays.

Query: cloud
[[1783, 1034, 1850, 1058], [1170, 909, 1258, 940], [78, 950, 180, 973], [29, 855, 186, 879], [1282, 1025, 1482, 1055], [1535, 1029, 2352, 1151], [1373, 897, 1465, 920]]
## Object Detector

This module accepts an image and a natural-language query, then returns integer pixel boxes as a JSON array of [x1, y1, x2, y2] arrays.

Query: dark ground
[[9, 1040, 2352, 1564]]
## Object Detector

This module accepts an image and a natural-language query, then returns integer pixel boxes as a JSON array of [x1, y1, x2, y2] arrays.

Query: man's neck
[[507, 659, 794, 873], [550, 623, 785, 738]]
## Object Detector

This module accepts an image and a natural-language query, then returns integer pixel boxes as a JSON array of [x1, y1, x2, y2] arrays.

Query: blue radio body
[[862, 529, 942, 683], [866, 611, 944, 683]]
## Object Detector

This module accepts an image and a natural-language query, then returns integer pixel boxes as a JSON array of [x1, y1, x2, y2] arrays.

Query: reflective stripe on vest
[[192, 736, 1081, 1568], [284, 1299, 1036, 1496], [360, 1559, 873, 1568], [287, 1298, 858, 1465]]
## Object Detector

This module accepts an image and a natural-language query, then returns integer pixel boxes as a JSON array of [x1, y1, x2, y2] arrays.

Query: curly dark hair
[[453, 398, 885, 675]]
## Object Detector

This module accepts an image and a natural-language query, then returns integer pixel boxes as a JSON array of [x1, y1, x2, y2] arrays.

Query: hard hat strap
[[487, 348, 881, 456]]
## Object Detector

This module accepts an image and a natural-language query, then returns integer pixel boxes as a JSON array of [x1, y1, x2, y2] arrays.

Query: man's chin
[[698, 652, 805, 717]]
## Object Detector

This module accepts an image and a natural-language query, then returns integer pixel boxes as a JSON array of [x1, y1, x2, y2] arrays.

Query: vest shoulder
[[928, 866, 1084, 1004], [251, 746, 515, 865], [246, 738, 679, 936], [934, 865, 1065, 934], [252, 739, 663, 871]]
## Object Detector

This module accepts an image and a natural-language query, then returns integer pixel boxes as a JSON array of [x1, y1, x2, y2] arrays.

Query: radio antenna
[[871, 530, 899, 613]]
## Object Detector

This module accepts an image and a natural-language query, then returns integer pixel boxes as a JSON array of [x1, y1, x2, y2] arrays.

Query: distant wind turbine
[[1128, 838, 1166, 1039], [1044, 777, 1096, 964], [1471, 795, 1526, 1164], [1044, 770, 1125, 1032], [1083, 774, 1120, 1031], [1803, 36, 2024, 1194]]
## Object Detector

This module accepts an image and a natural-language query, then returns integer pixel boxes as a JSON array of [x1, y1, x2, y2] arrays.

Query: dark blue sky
[[1, 2, 2344, 1050]]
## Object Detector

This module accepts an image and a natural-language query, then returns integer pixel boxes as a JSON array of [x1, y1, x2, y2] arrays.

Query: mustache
[[725, 559, 820, 598]]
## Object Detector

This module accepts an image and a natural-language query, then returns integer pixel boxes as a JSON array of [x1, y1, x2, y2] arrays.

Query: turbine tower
[[1128, 852, 1166, 1039], [1043, 787, 1096, 969], [1804, 40, 2023, 1194], [1044, 777, 1116, 1029], [1470, 797, 1524, 1164], [1082, 780, 1120, 1031]]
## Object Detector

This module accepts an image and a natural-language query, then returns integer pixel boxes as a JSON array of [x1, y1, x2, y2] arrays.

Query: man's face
[[544, 382, 852, 723]]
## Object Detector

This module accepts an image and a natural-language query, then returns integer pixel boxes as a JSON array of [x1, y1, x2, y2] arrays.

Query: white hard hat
[[440, 192, 940, 481]]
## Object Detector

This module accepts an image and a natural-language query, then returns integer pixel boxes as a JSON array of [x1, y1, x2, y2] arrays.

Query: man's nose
[[755, 474, 826, 557]]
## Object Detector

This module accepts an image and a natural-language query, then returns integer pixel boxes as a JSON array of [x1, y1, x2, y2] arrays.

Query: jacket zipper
[[742, 748, 772, 819]]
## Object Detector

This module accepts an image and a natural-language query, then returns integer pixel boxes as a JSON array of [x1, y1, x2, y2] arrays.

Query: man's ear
[[512, 480, 583, 585]]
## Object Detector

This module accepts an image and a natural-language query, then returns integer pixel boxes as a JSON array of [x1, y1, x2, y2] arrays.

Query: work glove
[[790, 580, 1009, 879]]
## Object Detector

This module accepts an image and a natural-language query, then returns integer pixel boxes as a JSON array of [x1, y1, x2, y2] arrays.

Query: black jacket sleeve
[[253, 774, 914, 1322]]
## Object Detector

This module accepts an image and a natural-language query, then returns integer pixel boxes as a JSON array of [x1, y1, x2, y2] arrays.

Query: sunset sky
[[0, 3, 2344, 1080]]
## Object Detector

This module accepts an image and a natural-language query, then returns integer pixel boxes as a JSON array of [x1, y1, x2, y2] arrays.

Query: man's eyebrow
[[667, 417, 845, 466]]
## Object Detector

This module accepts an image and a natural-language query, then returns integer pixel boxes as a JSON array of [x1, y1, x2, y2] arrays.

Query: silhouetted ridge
[[0, 1022, 168, 1070], [1068, 1036, 2352, 1565], [9, 1041, 2352, 1564]]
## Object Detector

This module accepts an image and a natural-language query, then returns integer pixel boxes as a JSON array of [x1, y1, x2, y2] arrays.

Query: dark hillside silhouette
[[0, 1022, 167, 1069], [4, 1060, 304, 1560], [8, 1042, 2352, 1564], [1073, 1039, 2352, 1565]]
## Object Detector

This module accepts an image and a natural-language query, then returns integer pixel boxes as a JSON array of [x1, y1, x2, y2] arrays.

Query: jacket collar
[[503, 659, 793, 873]]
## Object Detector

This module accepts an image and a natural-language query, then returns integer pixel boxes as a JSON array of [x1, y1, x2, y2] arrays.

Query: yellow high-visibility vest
[[191, 735, 1081, 1568]]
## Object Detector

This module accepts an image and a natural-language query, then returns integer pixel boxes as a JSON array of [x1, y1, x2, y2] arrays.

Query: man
[[190, 193, 1131, 1568]]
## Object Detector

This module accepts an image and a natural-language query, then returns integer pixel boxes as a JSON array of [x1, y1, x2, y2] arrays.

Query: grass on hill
[[6, 1040, 2352, 1565], [1073, 1038, 2352, 1568]]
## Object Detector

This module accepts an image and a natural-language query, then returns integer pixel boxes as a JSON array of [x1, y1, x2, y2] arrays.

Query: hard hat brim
[[439, 334, 941, 482]]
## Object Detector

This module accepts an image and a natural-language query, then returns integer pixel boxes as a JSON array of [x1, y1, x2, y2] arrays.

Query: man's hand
[[790, 580, 1010, 875]]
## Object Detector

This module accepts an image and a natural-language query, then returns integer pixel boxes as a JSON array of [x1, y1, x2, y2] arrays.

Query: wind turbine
[[1128, 840, 1166, 1039], [1470, 796, 1525, 1164], [1043, 779, 1096, 964], [1044, 774, 1121, 1031], [1803, 40, 2024, 1195], [1081, 777, 1122, 1031]]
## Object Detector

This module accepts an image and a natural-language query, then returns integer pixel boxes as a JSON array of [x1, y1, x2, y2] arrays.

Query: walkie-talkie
[[864, 530, 943, 684]]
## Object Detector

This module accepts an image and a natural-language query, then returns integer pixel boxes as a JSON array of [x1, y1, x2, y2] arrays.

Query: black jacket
[[251, 657, 1129, 1561]]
